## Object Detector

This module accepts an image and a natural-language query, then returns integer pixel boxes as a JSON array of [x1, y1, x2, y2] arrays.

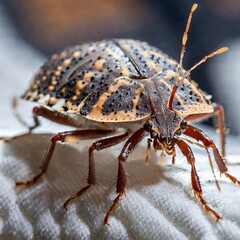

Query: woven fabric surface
[[1, 131, 240, 240]]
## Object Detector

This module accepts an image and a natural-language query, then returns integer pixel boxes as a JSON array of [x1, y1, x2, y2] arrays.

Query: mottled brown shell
[[22, 39, 213, 122]]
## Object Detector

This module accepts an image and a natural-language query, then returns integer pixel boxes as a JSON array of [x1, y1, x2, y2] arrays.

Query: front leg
[[63, 131, 129, 209], [177, 139, 222, 221], [183, 125, 240, 185], [185, 104, 226, 158], [183, 124, 228, 174], [104, 127, 146, 225]]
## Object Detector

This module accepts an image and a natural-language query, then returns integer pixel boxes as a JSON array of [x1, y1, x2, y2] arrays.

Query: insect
[[6, 3, 240, 224]]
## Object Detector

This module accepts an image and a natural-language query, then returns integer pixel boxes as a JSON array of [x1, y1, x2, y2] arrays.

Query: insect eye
[[144, 120, 153, 132], [150, 131, 158, 139], [159, 135, 166, 141], [180, 120, 187, 130], [175, 129, 181, 136]]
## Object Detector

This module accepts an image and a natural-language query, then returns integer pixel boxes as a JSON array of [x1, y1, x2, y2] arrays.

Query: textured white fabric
[[1, 131, 240, 240], [1, 4, 240, 240]]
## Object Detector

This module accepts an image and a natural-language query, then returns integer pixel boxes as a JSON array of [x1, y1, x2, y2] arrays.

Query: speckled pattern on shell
[[22, 39, 213, 123]]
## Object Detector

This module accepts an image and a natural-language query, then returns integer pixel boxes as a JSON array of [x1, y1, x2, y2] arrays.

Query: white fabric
[[1, 4, 240, 240], [1, 132, 240, 240]]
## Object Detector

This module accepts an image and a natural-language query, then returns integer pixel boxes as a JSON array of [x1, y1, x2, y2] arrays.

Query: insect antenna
[[168, 3, 228, 110], [168, 47, 228, 110], [181, 47, 228, 80], [176, 3, 198, 84], [168, 3, 198, 110]]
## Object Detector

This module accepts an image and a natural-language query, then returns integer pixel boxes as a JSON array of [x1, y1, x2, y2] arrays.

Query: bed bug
[[7, 3, 240, 224]]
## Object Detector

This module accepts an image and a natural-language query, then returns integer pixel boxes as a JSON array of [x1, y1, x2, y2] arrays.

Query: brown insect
[[6, 3, 240, 224]]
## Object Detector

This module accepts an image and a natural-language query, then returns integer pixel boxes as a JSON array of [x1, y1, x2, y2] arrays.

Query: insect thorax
[[144, 76, 182, 143]]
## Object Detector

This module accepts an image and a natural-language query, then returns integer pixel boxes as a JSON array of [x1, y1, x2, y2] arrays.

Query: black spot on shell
[[102, 84, 140, 115], [80, 81, 115, 115]]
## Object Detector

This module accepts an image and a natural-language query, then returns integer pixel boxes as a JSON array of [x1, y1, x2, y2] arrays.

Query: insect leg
[[145, 138, 152, 164], [15, 129, 113, 187], [171, 149, 176, 164], [63, 131, 129, 209], [183, 125, 228, 174], [211, 103, 226, 158], [32, 105, 83, 128], [11, 96, 40, 132], [177, 139, 222, 221], [183, 138, 221, 191], [185, 104, 226, 158], [104, 127, 146, 225], [1, 106, 83, 141], [0, 97, 40, 141], [183, 125, 240, 186]]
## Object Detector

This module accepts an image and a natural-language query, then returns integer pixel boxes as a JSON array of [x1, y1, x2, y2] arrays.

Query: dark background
[[3, 0, 239, 91]]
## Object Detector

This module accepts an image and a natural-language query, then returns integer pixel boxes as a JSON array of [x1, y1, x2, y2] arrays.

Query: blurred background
[[1, 0, 240, 135]]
